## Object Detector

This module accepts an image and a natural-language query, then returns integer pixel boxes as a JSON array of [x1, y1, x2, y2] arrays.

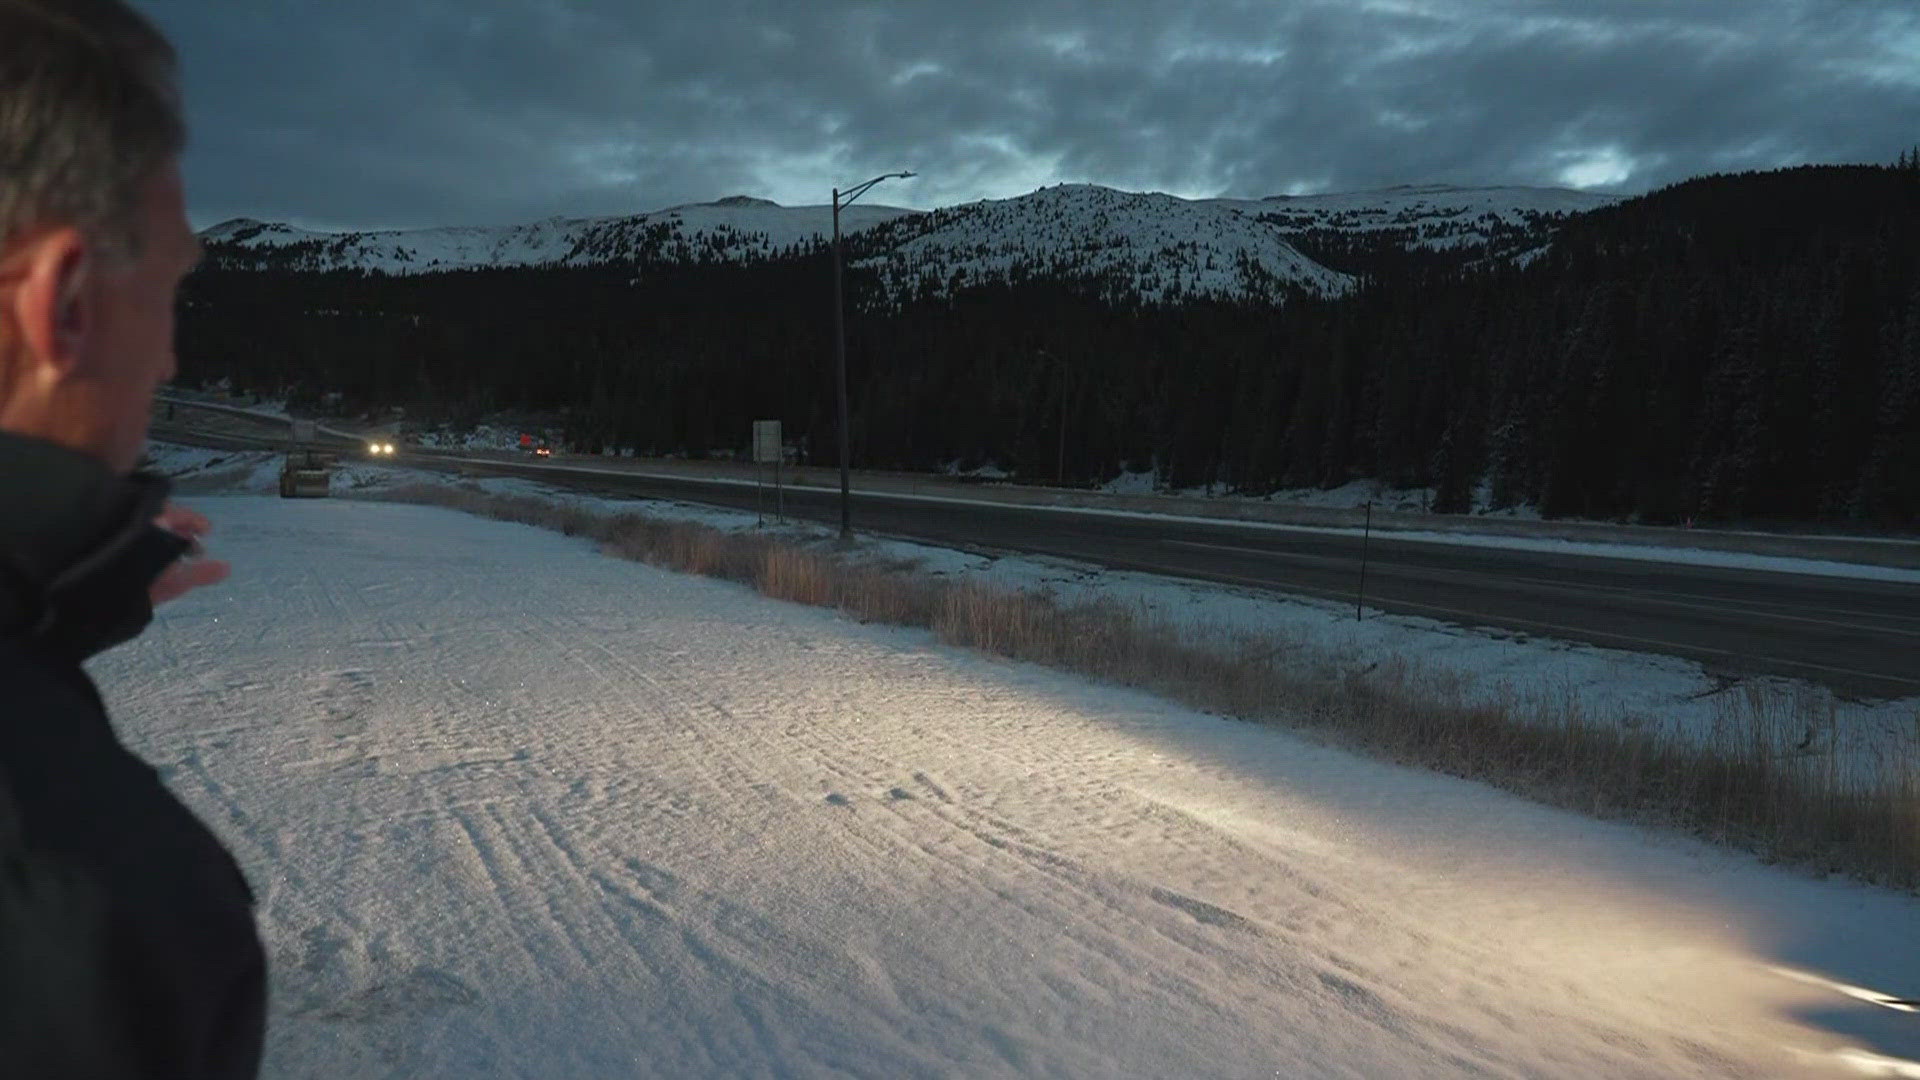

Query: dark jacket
[[0, 432, 265, 1078]]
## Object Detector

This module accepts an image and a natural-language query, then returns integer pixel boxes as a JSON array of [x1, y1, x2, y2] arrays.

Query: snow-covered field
[[451, 474, 1920, 779], [141, 446, 1920, 769], [89, 494, 1920, 1078]]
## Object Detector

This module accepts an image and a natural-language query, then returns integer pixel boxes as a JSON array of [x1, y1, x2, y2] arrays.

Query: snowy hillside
[[1216, 183, 1621, 258], [199, 196, 919, 274], [856, 183, 1354, 304], [200, 182, 1615, 303]]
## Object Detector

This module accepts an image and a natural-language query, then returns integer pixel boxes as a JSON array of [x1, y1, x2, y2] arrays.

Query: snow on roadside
[[142, 447, 1918, 778], [141, 443, 262, 478], [141, 444, 286, 495], [144, 445, 1920, 773], [439, 474, 1920, 776], [143, 440, 414, 497], [1100, 467, 1160, 496], [942, 460, 1012, 480], [427, 453, 1920, 584], [411, 424, 541, 453], [87, 496, 1920, 1078], [1193, 476, 1540, 519]]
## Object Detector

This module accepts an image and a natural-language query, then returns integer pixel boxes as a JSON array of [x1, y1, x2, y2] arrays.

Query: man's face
[[84, 162, 200, 471]]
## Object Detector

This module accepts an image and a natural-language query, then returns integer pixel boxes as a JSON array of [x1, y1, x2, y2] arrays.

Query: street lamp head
[[837, 169, 918, 210]]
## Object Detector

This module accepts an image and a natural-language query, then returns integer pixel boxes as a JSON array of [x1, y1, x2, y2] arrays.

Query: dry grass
[[369, 482, 1920, 890]]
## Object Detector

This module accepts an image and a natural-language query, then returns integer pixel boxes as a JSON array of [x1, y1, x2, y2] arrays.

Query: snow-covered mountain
[[1218, 184, 1621, 261], [854, 183, 1354, 305], [199, 195, 919, 274], [200, 182, 1617, 303]]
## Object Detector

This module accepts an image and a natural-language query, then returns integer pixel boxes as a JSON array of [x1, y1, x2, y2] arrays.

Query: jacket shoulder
[[0, 638, 266, 1078], [0, 639, 253, 905]]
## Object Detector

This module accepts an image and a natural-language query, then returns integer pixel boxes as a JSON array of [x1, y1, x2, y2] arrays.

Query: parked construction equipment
[[279, 419, 334, 498]]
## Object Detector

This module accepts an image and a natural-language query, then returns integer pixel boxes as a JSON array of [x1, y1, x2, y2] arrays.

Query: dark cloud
[[137, 0, 1920, 230]]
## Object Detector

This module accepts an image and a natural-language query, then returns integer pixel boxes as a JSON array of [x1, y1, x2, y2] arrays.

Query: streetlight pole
[[1059, 357, 1070, 486], [833, 170, 914, 539], [1037, 346, 1067, 485]]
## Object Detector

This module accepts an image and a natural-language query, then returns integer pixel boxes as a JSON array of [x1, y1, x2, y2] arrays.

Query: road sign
[[753, 420, 786, 525], [753, 420, 782, 464]]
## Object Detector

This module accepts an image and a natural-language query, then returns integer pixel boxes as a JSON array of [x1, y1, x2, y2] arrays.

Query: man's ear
[[4, 228, 92, 384]]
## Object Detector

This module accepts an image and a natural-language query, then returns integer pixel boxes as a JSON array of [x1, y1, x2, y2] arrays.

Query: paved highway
[[150, 420, 1920, 699], [410, 453, 1920, 700]]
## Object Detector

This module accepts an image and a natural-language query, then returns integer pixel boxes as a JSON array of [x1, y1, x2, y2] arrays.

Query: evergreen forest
[[178, 162, 1920, 527]]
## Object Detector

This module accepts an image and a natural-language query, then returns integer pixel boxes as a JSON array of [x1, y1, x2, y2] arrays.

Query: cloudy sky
[[139, 0, 1920, 232]]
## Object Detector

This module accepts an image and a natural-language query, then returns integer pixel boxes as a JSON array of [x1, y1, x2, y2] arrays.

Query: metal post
[[1356, 500, 1373, 621], [1055, 351, 1069, 485], [828, 170, 913, 539], [833, 189, 851, 539]]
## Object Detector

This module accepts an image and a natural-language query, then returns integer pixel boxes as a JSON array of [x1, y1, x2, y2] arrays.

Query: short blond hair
[[0, 0, 185, 257]]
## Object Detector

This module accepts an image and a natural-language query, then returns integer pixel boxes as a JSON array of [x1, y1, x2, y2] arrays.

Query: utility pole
[[1058, 360, 1070, 486], [1039, 346, 1067, 485], [1356, 500, 1373, 620], [833, 189, 848, 537], [832, 170, 915, 539]]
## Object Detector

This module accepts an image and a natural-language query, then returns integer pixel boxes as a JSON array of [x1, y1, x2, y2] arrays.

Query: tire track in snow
[[531, 613, 797, 817], [477, 612, 942, 1065], [636, 661, 1343, 1032], [754, 673, 1291, 940], [443, 801, 567, 979], [645, 652, 1734, 1078], [520, 633, 1147, 1072]]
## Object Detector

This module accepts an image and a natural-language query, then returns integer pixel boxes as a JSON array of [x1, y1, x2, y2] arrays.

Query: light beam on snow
[[1834, 1047, 1920, 1078], [1770, 966, 1920, 1014]]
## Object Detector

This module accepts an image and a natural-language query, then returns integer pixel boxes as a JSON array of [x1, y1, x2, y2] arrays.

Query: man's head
[[0, 0, 195, 473]]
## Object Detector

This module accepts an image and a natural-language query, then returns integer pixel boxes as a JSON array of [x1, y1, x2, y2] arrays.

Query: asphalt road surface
[[147, 415, 1920, 700], [405, 452, 1920, 701]]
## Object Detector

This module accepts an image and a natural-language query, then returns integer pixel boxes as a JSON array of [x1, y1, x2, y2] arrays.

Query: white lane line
[[1163, 539, 1920, 638], [1157, 539, 1357, 571]]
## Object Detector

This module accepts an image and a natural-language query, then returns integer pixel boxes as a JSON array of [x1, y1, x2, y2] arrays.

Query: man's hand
[[150, 501, 231, 607]]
